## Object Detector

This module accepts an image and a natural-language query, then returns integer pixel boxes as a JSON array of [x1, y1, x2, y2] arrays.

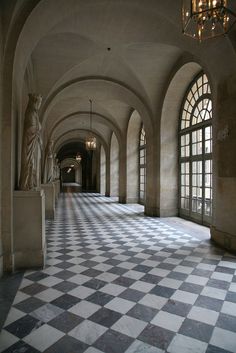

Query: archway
[[127, 110, 142, 203], [60, 158, 82, 185], [160, 62, 202, 217]]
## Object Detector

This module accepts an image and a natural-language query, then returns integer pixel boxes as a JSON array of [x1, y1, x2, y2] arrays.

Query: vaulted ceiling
[[5, 0, 236, 157]]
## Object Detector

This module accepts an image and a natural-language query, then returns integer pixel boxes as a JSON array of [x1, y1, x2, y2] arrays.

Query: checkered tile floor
[[1, 192, 236, 353]]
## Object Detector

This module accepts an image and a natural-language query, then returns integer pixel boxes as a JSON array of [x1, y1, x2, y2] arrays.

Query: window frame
[[179, 72, 213, 226], [139, 124, 146, 205]]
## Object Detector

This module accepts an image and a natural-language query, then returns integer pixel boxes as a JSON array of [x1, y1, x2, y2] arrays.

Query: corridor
[[1, 192, 236, 353]]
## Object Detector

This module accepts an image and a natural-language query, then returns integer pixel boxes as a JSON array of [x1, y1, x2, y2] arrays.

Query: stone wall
[[0, 12, 3, 277]]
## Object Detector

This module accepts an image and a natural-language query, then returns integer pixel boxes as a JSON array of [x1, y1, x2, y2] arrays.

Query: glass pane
[[197, 199, 202, 213], [198, 187, 202, 197], [192, 199, 197, 212], [196, 142, 202, 155], [205, 126, 211, 139], [192, 187, 197, 197], [140, 156, 144, 164], [205, 188, 211, 199], [186, 146, 190, 157], [205, 160, 211, 174], [186, 186, 189, 197], [205, 140, 211, 153]]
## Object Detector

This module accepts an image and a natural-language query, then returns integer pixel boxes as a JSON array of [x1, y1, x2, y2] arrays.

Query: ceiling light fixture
[[85, 99, 96, 150], [182, 0, 236, 41]]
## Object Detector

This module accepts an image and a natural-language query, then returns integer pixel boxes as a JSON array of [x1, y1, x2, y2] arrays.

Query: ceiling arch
[[47, 111, 122, 145], [5, 0, 236, 151], [41, 77, 153, 132], [54, 129, 108, 157]]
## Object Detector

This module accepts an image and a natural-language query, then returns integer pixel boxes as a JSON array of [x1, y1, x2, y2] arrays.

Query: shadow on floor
[[0, 272, 24, 330]]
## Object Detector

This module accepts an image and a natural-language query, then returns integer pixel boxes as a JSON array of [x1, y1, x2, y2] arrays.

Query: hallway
[[1, 192, 236, 353]]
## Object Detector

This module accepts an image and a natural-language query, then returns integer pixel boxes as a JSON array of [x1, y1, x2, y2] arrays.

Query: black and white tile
[[1, 192, 236, 353]]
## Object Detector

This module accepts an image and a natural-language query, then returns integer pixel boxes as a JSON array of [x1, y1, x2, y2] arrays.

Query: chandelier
[[182, 0, 236, 41], [85, 99, 96, 150], [76, 153, 82, 162]]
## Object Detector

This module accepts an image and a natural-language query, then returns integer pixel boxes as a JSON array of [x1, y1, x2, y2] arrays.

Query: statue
[[44, 140, 54, 183], [19, 94, 43, 190], [53, 155, 60, 180]]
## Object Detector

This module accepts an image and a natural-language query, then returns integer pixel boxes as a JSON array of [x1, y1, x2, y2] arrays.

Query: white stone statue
[[44, 140, 54, 183], [19, 94, 43, 190], [53, 155, 60, 180]]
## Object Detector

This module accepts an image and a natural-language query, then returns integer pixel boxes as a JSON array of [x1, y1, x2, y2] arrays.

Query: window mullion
[[202, 127, 205, 222]]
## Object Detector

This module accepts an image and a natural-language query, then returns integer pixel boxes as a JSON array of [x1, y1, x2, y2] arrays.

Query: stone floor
[[0, 191, 236, 353]]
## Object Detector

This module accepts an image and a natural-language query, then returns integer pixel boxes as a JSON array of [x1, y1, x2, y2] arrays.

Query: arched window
[[139, 124, 146, 204], [179, 72, 212, 225]]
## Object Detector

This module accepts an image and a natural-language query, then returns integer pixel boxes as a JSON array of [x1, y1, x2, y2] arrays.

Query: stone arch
[[41, 77, 153, 142], [47, 111, 122, 144], [160, 62, 203, 216], [55, 129, 109, 193], [54, 129, 108, 157]]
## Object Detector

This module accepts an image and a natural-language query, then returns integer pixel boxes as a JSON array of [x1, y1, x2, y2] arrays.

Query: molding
[[126, 197, 139, 204], [13, 248, 45, 270], [144, 206, 160, 217], [119, 196, 126, 204], [159, 208, 178, 217]]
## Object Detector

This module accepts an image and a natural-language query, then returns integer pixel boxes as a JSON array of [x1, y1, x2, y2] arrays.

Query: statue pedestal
[[13, 190, 46, 270], [41, 183, 55, 219]]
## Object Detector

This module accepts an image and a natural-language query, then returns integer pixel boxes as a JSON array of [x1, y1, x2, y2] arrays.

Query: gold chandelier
[[85, 99, 96, 150], [182, 0, 236, 41]]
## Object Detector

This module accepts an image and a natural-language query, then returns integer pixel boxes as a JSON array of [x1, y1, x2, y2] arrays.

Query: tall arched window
[[139, 124, 146, 204], [179, 72, 212, 225]]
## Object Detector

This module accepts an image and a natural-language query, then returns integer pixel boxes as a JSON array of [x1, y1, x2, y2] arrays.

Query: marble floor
[[0, 192, 236, 353]]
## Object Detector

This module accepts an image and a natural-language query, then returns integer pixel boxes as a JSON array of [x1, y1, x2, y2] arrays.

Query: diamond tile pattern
[[1, 192, 236, 353]]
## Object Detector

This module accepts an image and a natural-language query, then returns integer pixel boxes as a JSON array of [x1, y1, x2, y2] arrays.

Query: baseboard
[[126, 198, 138, 204], [211, 225, 236, 253], [144, 206, 160, 217], [45, 209, 55, 219], [13, 248, 46, 270], [159, 208, 178, 217]]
